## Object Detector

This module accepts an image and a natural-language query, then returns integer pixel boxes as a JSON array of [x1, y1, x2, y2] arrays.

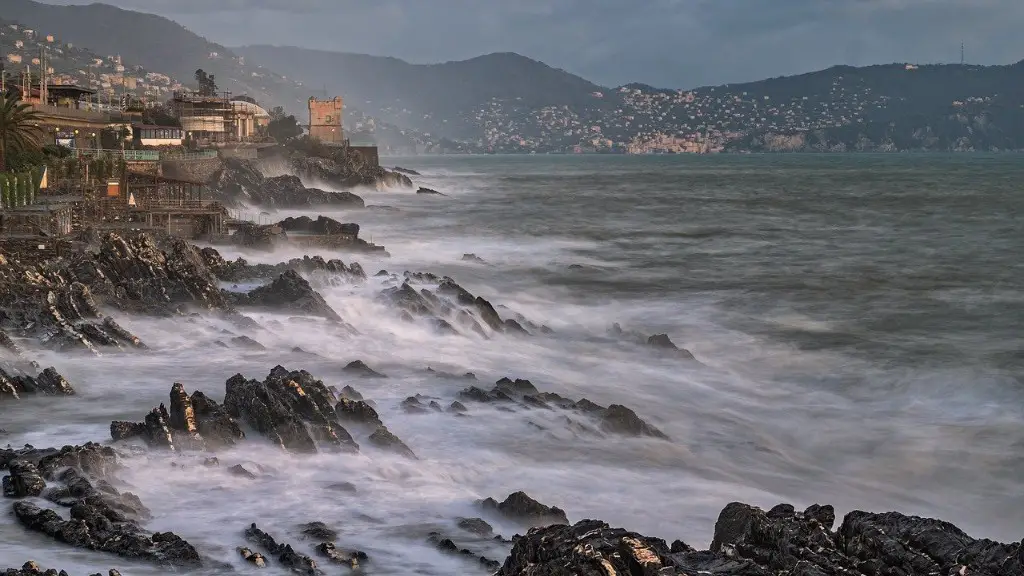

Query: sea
[[2, 154, 1022, 574]]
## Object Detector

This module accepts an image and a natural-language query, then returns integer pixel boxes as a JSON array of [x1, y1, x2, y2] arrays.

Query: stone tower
[[308, 96, 344, 145]]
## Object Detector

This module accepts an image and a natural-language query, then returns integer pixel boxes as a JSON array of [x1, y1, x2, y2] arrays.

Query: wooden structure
[[114, 172, 226, 239]]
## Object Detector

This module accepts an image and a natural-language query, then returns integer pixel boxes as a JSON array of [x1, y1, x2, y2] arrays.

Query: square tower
[[308, 96, 344, 145]]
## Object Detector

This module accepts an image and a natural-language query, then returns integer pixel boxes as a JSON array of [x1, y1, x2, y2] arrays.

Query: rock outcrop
[[207, 158, 365, 208], [455, 377, 670, 440], [481, 491, 569, 527], [497, 503, 1024, 576], [0, 362, 75, 399], [376, 273, 549, 338], [201, 248, 366, 285], [1, 443, 202, 568], [226, 270, 343, 321]]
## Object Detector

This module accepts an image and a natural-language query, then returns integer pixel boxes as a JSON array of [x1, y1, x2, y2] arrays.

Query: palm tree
[[0, 93, 44, 172]]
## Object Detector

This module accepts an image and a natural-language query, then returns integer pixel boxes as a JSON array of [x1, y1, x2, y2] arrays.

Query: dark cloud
[[41, 0, 1024, 88]]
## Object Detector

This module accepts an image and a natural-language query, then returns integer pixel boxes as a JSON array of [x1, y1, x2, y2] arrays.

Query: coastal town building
[[132, 124, 185, 146], [308, 96, 344, 145]]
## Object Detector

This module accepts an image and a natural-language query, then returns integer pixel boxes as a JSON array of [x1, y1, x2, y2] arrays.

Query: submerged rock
[[456, 377, 670, 440], [428, 531, 502, 572], [481, 491, 569, 527], [342, 360, 386, 378], [229, 270, 342, 322], [417, 187, 446, 196], [244, 523, 319, 575]]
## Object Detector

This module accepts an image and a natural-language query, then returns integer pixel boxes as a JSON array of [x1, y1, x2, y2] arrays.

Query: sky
[[42, 0, 1024, 88]]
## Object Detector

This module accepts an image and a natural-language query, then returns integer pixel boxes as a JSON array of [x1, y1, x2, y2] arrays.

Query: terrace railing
[[74, 148, 160, 161]]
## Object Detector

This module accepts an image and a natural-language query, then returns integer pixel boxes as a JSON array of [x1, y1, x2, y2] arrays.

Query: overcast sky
[[43, 0, 1024, 88]]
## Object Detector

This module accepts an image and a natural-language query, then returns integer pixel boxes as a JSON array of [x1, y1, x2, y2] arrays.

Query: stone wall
[[161, 157, 224, 183], [350, 145, 380, 168]]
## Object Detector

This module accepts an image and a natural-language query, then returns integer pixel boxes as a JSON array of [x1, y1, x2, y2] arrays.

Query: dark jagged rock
[[278, 215, 360, 238], [428, 532, 502, 572], [203, 248, 367, 285], [7, 443, 201, 568], [228, 464, 258, 479], [338, 385, 363, 401], [461, 253, 487, 264], [427, 367, 478, 380], [111, 384, 244, 450], [457, 517, 494, 537], [244, 523, 319, 575], [343, 360, 386, 378], [315, 542, 368, 568], [456, 377, 670, 440], [2, 460, 46, 497], [0, 364, 75, 399], [498, 503, 1024, 576], [334, 398, 383, 428], [225, 367, 358, 454], [208, 157, 366, 209], [286, 149, 412, 190], [377, 275, 540, 339], [228, 270, 342, 322], [368, 426, 417, 459], [481, 491, 569, 527], [231, 335, 266, 350], [299, 521, 338, 541], [648, 333, 697, 360], [392, 166, 421, 175], [417, 187, 447, 196], [0, 561, 120, 575]]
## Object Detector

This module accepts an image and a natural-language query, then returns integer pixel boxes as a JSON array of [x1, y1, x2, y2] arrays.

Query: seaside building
[[308, 96, 344, 145]]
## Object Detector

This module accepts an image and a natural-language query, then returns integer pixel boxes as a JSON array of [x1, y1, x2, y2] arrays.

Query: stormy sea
[[2, 153, 1023, 574]]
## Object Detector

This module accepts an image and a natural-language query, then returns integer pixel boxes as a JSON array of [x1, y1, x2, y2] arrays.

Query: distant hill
[[235, 45, 609, 139], [3, 0, 1024, 153]]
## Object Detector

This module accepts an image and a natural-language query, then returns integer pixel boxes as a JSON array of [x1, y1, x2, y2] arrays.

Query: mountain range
[[2, 0, 1023, 153]]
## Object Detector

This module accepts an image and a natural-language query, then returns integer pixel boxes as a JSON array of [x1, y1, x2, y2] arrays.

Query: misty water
[[3, 154, 1023, 574]]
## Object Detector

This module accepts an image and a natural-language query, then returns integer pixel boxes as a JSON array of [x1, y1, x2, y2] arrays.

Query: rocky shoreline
[[1, 158, 1020, 575]]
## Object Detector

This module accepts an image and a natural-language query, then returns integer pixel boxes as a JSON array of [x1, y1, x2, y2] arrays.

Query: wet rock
[[503, 318, 530, 335], [457, 517, 494, 537], [2, 460, 47, 497], [315, 542, 368, 568], [244, 523, 319, 575], [462, 253, 487, 264], [228, 464, 258, 479], [338, 385, 363, 401], [208, 157, 367, 209], [457, 377, 669, 440], [0, 561, 122, 576], [401, 396, 429, 414], [498, 503, 1024, 576], [368, 426, 417, 459], [299, 521, 338, 541], [237, 546, 267, 568], [481, 491, 568, 527], [324, 482, 357, 493], [447, 401, 468, 413], [334, 398, 383, 428], [225, 368, 358, 454], [417, 187, 446, 196], [648, 333, 697, 360], [231, 335, 266, 350], [343, 360, 386, 378], [231, 270, 342, 322], [112, 384, 245, 450], [428, 532, 502, 572], [9, 444, 200, 568], [392, 166, 421, 175], [0, 364, 76, 399], [599, 404, 670, 440]]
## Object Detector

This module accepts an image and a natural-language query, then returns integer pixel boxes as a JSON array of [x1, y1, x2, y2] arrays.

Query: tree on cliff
[[194, 69, 218, 97], [268, 113, 303, 142], [0, 93, 43, 172]]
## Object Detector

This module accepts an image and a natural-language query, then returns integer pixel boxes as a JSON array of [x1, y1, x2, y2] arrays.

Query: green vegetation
[[268, 107, 303, 142], [0, 93, 44, 172], [194, 69, 219, 97]]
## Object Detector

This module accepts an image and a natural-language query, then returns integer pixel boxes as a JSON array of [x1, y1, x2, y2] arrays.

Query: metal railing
[[74, 148, 160, 161], [161, 150, 219, 161]]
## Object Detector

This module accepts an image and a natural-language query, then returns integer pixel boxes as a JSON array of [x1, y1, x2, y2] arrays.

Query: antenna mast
[[961, 42, 965, 65]]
